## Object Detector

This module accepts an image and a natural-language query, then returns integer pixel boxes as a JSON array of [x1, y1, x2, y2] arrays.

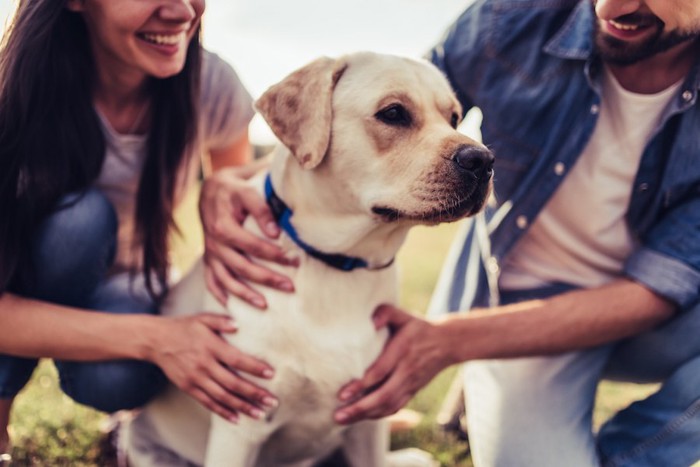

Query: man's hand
[[147, 313, 278, 422], [334, 305, 454, 424], [199, 167, 298, 308]]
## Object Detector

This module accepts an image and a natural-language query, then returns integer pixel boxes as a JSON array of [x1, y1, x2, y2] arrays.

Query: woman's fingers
[[188, 387, 239, 423], [212, 338, 275, 380], [194, 312, 238, 334], [209, 214, 290, 265], [204, 266, 228, 308], [206, 238, 295, 292], [206, 255, 268, 309], [153, 315, 278, 419], [207, 362, 278, 415], [197, 376, 267, 421], [236, 183, 280, 240]]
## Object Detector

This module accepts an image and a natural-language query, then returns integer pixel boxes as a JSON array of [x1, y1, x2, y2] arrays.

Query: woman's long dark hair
[[0, 0, 201, 303]]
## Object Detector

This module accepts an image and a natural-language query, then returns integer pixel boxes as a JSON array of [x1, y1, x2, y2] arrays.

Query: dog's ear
[[255, 57, 347, 170]]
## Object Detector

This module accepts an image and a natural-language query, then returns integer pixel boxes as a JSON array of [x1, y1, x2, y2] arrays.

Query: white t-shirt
[[499, 67, 683, 290], [95, 51, 254, 273]]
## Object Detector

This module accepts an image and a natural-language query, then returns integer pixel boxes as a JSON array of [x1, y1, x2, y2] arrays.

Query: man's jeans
[[464, 285, 700, 467], [0, 189, 166, 412]]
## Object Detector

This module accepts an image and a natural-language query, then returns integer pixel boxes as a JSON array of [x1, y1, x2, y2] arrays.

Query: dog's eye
[[376, 104, 412, 127], [451, 112, 460, 129]]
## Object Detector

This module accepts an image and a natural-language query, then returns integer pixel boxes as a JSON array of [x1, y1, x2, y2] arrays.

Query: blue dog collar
[[264, 174, 393, 272]]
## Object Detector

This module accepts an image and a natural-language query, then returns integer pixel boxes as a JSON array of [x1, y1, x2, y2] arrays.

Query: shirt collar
[[543, 0, 596, 61]]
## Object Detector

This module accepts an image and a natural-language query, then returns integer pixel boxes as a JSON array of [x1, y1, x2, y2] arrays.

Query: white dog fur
[[124, 51, 493, 467]]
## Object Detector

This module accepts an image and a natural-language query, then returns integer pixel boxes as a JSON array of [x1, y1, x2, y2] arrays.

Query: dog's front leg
[[341, 419, 389, 467], [204, 416, 263, 467]]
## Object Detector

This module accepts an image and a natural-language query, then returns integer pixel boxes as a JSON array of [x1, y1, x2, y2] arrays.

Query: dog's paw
[[387, 448, 439, 467]]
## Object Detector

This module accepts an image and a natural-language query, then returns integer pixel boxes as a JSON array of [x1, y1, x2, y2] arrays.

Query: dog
[[124, 51, 493, 467]]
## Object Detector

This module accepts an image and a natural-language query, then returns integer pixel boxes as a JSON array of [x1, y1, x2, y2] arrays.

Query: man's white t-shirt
[[95, 52, 255, 273], [499, 67, 683, 290]]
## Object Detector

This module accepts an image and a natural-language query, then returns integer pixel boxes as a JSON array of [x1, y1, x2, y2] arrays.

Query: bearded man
[[332, 1, 700, 466]]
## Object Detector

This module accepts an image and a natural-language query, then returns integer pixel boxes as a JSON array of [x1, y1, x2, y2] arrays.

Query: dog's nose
[[452, 145, 494, 179]]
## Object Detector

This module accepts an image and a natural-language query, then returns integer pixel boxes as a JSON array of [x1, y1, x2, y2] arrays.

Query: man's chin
[[595, 29, 699, 66]]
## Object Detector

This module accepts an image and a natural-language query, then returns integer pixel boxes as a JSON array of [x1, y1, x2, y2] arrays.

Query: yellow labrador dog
[[124, 52, 493, 467]]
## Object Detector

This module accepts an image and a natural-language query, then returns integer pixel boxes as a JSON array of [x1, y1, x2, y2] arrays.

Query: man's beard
[[594, 13, 699, 66]]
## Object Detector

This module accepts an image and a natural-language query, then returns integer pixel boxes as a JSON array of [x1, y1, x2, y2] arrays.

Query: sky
[[0, 0, 476, 143]]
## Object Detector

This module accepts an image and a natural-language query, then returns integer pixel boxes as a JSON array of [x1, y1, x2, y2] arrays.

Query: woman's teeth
[[140, 33, 183, 45]]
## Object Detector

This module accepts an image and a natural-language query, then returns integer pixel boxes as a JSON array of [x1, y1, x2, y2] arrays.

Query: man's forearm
[[438, 278, 676, 364]]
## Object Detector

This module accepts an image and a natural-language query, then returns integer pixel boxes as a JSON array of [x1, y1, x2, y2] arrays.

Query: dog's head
[[256, 52, 493, 225]]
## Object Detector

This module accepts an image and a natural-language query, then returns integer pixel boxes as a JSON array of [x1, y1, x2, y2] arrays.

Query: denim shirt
[[428, 0, 700, 315]]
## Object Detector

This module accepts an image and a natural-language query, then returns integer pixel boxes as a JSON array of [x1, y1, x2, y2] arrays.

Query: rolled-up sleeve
[[625, 195, 700, 310]]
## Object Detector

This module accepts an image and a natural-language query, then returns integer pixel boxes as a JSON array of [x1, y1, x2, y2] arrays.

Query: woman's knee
[[29, 188, 118, 306], [0, 355, 39, 399], [56, 360, 166, 413]]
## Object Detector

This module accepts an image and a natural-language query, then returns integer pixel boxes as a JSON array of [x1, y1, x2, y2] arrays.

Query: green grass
[[9, 202, 658, 466]]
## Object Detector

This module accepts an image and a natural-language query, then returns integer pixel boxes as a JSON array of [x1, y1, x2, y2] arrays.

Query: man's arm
[[334, 278, 675, 423]]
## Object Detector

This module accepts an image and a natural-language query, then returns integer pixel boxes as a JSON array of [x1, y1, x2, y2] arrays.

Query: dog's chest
[[219, 260, 395, 409], [225, 273, 392, 391]]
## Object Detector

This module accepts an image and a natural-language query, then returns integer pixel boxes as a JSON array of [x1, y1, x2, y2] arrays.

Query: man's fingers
[[335, 370, 410, 424], [338, 336, 405, 403], [373, 304, 413, 330]]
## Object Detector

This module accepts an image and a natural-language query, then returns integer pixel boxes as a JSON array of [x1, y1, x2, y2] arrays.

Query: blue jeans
[[0, 189, 166, 412], [463, 284, 700, 467]]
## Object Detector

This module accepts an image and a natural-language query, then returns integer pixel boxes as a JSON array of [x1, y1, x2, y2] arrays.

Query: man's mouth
[[601, 13, 661, 40], [609, 19, 641, 32]]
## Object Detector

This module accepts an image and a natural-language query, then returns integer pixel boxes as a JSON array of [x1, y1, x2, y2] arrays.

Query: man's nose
[[594, 0, 643, 21]]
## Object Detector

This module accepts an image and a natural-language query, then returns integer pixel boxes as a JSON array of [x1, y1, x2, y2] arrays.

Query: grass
[[8, 189, 659, 466]]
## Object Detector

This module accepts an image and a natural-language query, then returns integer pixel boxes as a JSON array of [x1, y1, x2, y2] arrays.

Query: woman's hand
[[334, 305, 455, 424], [199, 166, 297, 308], [147, 313, 278, 423]]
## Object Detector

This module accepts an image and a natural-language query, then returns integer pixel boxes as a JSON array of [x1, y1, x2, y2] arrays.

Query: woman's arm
[[201, 132, 296, 307], [334, 278, 676, 424], [0, 292, 277, 422]]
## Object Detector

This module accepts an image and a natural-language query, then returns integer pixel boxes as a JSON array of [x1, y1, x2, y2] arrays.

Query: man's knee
[[56, 360, 166, 413], [605, 301, 700, 383], [464, 355, 604, 467]]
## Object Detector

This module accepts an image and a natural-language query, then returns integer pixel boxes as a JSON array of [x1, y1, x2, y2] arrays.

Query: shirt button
[[516, 215, 528, 229], [554, 162, 565, 176], [638, 182, 649, 192], [486, 257, 500, 274], [590, 104, 600, 114], [682, 90, 693, 102]]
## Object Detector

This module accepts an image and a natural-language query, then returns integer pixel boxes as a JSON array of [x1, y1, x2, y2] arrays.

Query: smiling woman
[[0, 0, 278, 460], [68, 0, 203, 80]]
